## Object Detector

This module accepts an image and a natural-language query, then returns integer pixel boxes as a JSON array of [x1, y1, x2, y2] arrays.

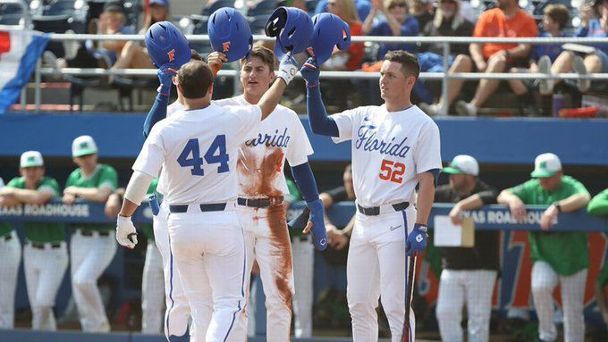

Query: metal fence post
[[440, 41, 450, 116]]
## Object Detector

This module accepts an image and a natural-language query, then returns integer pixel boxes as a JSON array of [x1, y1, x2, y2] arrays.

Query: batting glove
[[406, 223, 428, 257], [157, 65, 177, 97], [300, 57, 320, 88], [116, 215, 138, 249], [307, 199, 328, 251], [276, 52, 301, 85]]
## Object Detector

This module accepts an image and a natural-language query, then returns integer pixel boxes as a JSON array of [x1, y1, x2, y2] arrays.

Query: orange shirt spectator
[[473, 8, 538, 60], [346, 21, 364, 70]]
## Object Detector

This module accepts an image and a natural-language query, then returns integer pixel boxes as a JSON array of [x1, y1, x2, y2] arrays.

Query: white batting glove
[[276, 52, 301, 85], [116, 215, 138, 249]]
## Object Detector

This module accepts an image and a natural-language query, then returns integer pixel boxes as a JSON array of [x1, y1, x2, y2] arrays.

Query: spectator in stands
[[587, 188, 608, 326], [63, 135, 118, 332], [111, 0, 170, 72], [434, 155, 499, 342], [362, 0, 419, 60], [316, 0, 372, 23], [1, 151, 68, 331], [421, 0, 537, 116], [507, 4, 569, 116], [0, 176, 21, 331], [408, 0, 434, 29], [540, 0, 608, 95], [497, 153, 591, 342]]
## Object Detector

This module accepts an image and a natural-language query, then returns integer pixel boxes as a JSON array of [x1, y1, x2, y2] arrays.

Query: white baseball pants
[[236, 205, 295, 342], [292, 236, 314, 338], [347, 206, 416, 342], [532, 261, 587, 342], [141, 241, 165, 334], [168, 206, 246, 342], [0, 231, 21, 329], [24, 241, 69, 331], [436, 269, 497, 342], [153, 204, 193, 340], [70, 229, 116, 332]]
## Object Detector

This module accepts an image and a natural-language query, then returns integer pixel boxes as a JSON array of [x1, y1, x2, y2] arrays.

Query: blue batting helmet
[[265, 7, 313, 58], [309, 13, 351, 65], [145, 21, 191, 69], [208, 7, 253, 62]]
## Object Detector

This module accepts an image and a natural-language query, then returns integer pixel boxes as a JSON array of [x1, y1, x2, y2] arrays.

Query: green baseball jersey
[[588, 188, 608, 216], [0, 222, 12, 237], [141, 178, 158, 241], [66, 164, 118, 232], [6, 176, 65, 243], [509, 175, 591, 276]]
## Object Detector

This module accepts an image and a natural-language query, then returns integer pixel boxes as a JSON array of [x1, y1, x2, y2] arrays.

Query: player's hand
[[276, 52, 301, 85], [449, 204, 463, 225], [329, 229, 349, 250], [63, 193, 76, 204], [300, 57, 320, 88], [303, 199, 328, 251], [116, 215, 138, 249], [406, 223, 428, 257], [157, 65, 177, 96], [207, 51, 227, 76], [540, 205, 558, 231], [509, 198, 527, 222]]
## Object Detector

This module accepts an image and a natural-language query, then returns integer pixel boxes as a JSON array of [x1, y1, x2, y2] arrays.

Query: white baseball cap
[[442, 155, 479, 176], [72, 135, 98, 157], [531, 153, 562, 178], [20, 151, 44, 168]]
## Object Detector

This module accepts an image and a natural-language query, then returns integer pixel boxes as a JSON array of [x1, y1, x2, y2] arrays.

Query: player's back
[[143, 103, 261, 205]]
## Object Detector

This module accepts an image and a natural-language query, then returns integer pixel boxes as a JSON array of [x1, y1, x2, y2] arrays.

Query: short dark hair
[[190, 49, 204, 62], [177, 61, 213, 99], [241, 44, 276, 70], [544, 4, 569, 30], [384, 50, 420, 79]]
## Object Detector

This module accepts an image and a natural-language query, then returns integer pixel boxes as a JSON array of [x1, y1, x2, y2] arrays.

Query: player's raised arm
[[300, 58, 339, 137], [257, 53, 302, 120]]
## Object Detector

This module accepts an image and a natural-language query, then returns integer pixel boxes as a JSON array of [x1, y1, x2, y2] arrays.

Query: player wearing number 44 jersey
[[301, 50, 442, 341], [115, 56, 304, 341]]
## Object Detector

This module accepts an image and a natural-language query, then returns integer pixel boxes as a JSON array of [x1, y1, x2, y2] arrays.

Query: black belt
[[357, 201, 409, 216], [80, 230, 110, 237], [169, 203, 227, 213], [237, 196, 284, 208], [30, 242, 62, 249]]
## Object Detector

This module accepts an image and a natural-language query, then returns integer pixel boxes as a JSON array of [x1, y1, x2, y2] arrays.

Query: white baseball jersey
[[133, 103, 261, 204], [166, 100, 183, 118], [215, 95, 314, 196], [332, 104, 441, 206], [155, 100, 184, 196]]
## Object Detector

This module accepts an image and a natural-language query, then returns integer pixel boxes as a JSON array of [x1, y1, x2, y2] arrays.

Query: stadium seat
[[201, 0, 235, 16], [247, 0, 278, 16], [0, 3, 27, 26]]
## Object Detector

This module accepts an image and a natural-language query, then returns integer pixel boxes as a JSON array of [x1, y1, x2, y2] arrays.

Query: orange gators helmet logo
[[222, 41, 231, 53], [167, 49, 175, 62]]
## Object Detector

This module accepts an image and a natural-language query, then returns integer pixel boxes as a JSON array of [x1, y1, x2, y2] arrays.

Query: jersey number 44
[[177, 135, 230, 176]]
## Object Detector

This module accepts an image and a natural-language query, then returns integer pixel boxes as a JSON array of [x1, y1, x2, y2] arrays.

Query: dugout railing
[[18, 33, 608, 114]]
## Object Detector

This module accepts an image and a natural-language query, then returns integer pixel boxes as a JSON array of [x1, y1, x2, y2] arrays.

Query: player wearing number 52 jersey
[[115, 57, 301, 341], [301, 50, 442, 341]]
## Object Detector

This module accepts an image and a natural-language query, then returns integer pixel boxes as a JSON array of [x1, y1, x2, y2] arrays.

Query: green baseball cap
[[20, 151, 44, 168], [531, 153, 562, 178], [442, 155, 479, 176], [72, 135, 98, 157]]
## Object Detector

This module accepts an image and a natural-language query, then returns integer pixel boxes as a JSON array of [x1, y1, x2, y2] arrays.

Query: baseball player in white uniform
[[115, 57, 304, 341], [301, 50, 442, 341], [0, 177, 22, 329], [208, 45, 326, 341]]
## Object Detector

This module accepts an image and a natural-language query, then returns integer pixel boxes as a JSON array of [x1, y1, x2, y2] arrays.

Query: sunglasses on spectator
[[389, 2, 407, 9]]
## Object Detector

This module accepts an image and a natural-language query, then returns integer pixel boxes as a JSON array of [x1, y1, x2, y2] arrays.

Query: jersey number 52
[[379, 159, 405, 184], [177, 135, 229, 176]]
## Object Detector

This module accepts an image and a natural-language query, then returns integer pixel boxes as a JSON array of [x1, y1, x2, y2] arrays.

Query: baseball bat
[[401, 255, 417, 342]]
